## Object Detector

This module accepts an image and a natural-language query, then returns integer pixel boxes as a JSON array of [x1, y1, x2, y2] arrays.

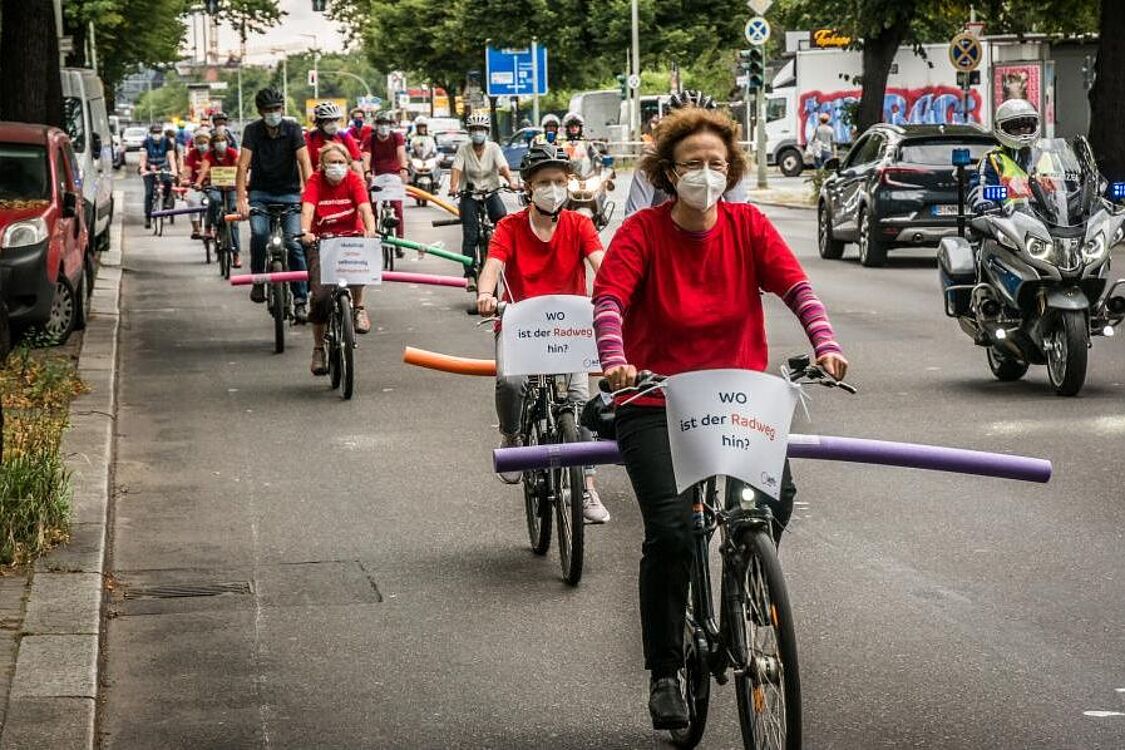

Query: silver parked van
[[61, 68, 114, 254]]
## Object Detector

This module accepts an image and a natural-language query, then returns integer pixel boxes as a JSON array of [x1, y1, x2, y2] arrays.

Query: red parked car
[[0, 122, 89, 343]]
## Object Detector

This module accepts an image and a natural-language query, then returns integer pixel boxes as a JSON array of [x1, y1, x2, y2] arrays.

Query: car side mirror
[[823, 157, 841, 172], [62, 191, 79, 219]]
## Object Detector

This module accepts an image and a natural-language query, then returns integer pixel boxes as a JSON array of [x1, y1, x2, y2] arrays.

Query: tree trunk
[[1089, 0, 1125, 181], [856, 20, 908, 134], [0, 0, 64, 128]]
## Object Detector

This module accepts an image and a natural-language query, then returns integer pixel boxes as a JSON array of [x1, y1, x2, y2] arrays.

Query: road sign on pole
[[745, 17, 771, 46], [948, 32, 982, 72], [485, 45, 549, 97], [747, 0, 773, 14], [627, 74, 640, 90]]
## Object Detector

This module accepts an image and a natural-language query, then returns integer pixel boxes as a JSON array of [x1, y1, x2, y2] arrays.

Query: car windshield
[[899, 140, 993, 165], [1010, 138, 1098, 228], [0, 144, 50, 202]]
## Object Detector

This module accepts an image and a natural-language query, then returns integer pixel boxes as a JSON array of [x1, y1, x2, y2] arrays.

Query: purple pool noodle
[[493, 434, 1052, 483]]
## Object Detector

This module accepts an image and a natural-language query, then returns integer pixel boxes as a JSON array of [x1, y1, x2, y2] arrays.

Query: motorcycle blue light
[[1110, 182, 1125, 201], [951, 148, 972, 167], [983, 185, 1008, 202]]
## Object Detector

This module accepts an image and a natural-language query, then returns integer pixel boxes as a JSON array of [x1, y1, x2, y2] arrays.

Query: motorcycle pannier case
[[938, 236, 975, 317]]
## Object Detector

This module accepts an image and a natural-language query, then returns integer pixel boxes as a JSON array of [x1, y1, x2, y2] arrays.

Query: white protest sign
[[664, 369, 800, 498], [318, 236, 383, 285], [371, 172, 406, 202], [498, 294, 600, 376]]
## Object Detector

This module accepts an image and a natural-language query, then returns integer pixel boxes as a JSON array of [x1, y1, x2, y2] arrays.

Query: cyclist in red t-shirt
[[181, 128, 211, 239], [363, 111, 408, 244], [305, 102, 364, 175], [476, 145, 610, 523], [348, 107, 372, 149], [196, 129, 242, 266], [300, 143, 378, 376]]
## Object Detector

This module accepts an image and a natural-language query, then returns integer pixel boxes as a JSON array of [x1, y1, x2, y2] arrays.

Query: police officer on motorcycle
[[975, 98, 1040, 211], [533, 114, 562, 145]]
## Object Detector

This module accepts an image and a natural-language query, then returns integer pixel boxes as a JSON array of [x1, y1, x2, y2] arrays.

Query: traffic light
[[311, 0, 328, 11], [616, 74, 628, 98], [740, 48, 765, 92]]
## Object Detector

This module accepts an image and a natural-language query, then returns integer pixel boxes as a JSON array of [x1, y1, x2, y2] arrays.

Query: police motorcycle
[[408, 140, 441, 206], [564, 144, 616, 230], [938, 137, 1125, 396]]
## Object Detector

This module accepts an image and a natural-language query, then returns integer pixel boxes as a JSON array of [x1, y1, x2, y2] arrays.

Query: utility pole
[[531, 37, 541, 127], [630, 0, 641, 144]]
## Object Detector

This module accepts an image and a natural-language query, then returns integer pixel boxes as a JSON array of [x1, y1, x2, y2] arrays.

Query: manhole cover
[[123, 581, 252, 600]]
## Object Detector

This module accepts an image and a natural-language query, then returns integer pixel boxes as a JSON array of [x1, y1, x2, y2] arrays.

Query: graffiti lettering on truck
[[799, 86, 983, 145]]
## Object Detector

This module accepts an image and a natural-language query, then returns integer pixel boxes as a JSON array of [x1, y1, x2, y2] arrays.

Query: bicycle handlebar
[[599, 357, 858, 396]]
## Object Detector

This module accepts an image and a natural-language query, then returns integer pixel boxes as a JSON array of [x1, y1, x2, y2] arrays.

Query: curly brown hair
[[640, 108, 747, 195]]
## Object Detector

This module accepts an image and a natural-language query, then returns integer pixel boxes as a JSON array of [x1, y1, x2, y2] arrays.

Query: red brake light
[[879, 166, 927, 188]]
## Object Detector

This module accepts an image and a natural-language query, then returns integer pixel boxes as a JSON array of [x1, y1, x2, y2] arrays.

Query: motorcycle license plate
[[931, 205, 960, 217]]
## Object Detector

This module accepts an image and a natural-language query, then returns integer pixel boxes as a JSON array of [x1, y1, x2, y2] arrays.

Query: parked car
[[435, 130, 469, 172], [109, 114, 125, 169], [0, 123, 89, 343], [817, 123, 997, 267], [61, 68, 114, 259], [501, 127, 542, 169], [122, 126, 147, 151]]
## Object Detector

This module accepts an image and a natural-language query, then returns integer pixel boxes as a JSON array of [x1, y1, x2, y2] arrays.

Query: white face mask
[[263, 112, 283, 127], [324, 164, 348, 182], [674, 166, 727, 211], [531, 184, 568, 214], [376, 124, 391, 137], [322, 122, 339, 136]]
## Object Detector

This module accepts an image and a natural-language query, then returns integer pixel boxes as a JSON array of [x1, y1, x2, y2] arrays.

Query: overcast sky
[[183, 0, 349, 65]]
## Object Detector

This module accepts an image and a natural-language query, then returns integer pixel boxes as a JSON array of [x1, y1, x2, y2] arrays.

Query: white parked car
[[122, 126, 147, 151]]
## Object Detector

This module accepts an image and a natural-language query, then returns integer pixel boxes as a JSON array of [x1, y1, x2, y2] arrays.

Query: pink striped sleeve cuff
[[593, 296, 628, 370]]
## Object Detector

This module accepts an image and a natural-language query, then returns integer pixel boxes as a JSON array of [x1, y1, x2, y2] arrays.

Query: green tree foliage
[[134, 74, 189, 121]]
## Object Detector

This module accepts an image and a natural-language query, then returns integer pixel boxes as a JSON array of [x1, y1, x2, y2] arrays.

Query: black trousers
[[615, 404, 796, 675]]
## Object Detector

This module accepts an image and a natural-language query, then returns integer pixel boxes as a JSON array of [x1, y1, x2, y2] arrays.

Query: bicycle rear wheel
[[338, 295, 355, 400], [270, 260, 285, 354], [521, 412, 552, 555], [553, 412, 585, 586], [204, 236, 212, 264], [730, 528, 801, 750]]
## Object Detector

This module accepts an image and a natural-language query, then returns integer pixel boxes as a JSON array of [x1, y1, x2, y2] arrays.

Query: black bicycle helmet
[[255, 87, 284, 110], [519, 144, 571, 181], [669, 89, 717, 111]]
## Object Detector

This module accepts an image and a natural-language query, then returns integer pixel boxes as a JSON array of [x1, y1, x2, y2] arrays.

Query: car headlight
[[1027, 237, 1052, 260], [1082, 235, 1107, 262], [1, 218, 48, 249]]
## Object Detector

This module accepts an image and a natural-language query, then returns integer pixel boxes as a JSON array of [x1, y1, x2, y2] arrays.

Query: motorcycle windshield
[[1013, 139, 1100, 228], [569, 155, 597, 180]]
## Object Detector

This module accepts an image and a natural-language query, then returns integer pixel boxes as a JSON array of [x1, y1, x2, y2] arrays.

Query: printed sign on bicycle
[[664, 369, 800, 498], [209, 166, 237, 188], [318, 237, 384, 285], [371, 173, 406, 203], [498, 294, 600, 376]]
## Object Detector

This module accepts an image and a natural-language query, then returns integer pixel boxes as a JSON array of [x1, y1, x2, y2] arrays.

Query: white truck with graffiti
[[766, 43, 997, 176]]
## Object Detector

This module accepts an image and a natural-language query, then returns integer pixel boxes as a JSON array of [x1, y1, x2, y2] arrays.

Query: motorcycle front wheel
[[1045, 310, 1088, 397]]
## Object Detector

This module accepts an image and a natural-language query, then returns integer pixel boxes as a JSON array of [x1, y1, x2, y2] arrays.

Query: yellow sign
[[209, 166, 237, 188], [304, 98, 349, 126], [812, 29, 852, 48]]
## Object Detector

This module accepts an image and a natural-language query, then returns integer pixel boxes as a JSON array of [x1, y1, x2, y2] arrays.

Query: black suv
[[817, 124, 997, 267]]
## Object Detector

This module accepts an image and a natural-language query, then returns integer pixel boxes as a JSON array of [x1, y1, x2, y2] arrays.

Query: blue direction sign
[[485, 45, 549, 97]]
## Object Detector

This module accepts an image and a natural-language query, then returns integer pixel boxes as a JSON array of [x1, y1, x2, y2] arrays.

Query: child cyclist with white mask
[[476, 145, 611, 523]]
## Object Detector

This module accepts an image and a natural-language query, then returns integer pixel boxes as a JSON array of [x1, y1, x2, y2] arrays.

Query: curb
[[745, 195, 816, 212], [0, 191, 124, 750]]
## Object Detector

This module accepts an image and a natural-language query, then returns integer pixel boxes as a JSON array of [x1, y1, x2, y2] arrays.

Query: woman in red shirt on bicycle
[[592, 106, 848, 730], [300, 143, 378, 376]]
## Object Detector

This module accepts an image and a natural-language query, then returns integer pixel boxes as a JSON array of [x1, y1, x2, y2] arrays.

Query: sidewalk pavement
[[0, 192, 124, 750], [745, 185, 816, 211]]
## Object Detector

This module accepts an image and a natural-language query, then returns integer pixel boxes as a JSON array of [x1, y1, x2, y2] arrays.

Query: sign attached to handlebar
[[664, 369, 800, 499], [209, 166, 237, 188], [371, 173, 406, 203], [498, 294, 600, 376], [318, 237, 384, 285]]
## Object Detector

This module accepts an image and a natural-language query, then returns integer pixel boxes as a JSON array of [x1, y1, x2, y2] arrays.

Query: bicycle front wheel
[[521, 413, 552, 555], [730, 529, 801, 750], [338, 295, 355, 400], [270, 261, 285, 354], [553, 412, 585, 586]]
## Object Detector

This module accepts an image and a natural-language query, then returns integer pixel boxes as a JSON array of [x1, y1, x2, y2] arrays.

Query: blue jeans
[[249, 191, 306, 301], [205, 188, 241, 254], [459, 192, 507, 277]]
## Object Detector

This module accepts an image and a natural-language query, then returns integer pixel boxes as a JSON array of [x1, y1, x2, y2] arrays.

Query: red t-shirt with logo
[[183, 149, 207, 183], [305, 130, 363, 167], [368, 131, 405, 175], [488, 208, 603, 303], [301, 170, 370, 235], [592, 201, 807, 378]]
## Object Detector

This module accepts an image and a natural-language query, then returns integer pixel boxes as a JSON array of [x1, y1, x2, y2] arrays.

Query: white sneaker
[[498, 433, 522, 485], [583, 488, 610, 524]]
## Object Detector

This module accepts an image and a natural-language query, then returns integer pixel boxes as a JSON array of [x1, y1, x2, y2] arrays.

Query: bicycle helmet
[[313, 101, 343, 122], [466, 113, 491, 130], [374, 110, 394, 124], [192, 128, 212, 144], [519, 144, 571, 181], [541, 113, 561, 129], [414, 116, 428, 127], [255, 87, 285, 110], [562, 111, 584, 128], [210, 111, 228, 122], [669, 89, 717, 111], [994, 98, 1040, 150]]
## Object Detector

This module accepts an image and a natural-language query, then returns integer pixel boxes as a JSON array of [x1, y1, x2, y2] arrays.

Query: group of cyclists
[[153, 85, 852, 735]]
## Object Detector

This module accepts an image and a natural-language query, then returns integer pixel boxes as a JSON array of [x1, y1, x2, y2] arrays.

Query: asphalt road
[[99, 165, 1125, 749]]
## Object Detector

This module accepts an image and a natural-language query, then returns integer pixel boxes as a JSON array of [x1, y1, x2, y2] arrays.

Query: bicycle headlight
[[1082, 235, 1107, 262], [269, 235, 283, 248], [1, 218, 48, 249], [1027, 237, 1052, 260]]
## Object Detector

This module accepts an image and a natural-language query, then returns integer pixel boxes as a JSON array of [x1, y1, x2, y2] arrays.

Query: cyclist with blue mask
[[236, 87, 314, 320], [138, 122, 179, 230]]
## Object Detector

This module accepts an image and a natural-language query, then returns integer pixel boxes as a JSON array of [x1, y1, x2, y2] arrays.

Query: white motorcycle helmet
[[994, 99, 1040, 151]]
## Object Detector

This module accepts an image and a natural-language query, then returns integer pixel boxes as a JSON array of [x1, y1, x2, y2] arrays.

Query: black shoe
[[294, 301, 308, 324], [649, 675, 689, 730], [395, 248, 405, 258], [250, 284, 266, 303], [144, 218, 151, 229]]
